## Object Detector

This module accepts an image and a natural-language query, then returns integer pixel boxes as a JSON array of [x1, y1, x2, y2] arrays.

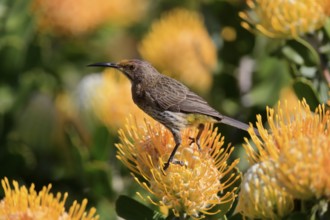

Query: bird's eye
[[128, 65, 135, 71]]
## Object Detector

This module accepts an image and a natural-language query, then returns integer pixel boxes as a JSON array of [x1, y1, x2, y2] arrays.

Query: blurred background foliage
[[0, 0, 329, 219]]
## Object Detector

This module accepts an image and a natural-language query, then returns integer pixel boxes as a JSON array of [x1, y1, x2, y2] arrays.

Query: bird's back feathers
[[147, 74, 223, 119]]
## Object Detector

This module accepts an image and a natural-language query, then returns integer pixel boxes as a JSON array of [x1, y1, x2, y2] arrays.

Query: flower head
[[236, 161, 294, 219], [245, 100, 330, 200], [240, 0, 329, 38], [0, 177, 98, 220], [116, 117, 240, 219], [32, 0, 149, 36], [139, 8, 217, 94], [75, 70, 151, 132]]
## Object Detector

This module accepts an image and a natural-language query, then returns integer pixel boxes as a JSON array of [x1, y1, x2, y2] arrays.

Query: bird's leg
[[163, 143, 180, 170], [188, 124, 204, 151], [163, 132, 182, 170]]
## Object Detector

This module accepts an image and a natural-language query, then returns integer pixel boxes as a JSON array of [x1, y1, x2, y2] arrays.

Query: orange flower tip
[[238, 12, 248, 20], [240, 22, 251, 31], [246, 0, 255, 8]]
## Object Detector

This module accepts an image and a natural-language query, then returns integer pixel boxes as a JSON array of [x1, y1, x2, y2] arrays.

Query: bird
[[88, 59, 256, 170]]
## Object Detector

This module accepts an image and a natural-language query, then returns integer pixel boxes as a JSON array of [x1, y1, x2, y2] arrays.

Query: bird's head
[[88, 59, 156, 82]]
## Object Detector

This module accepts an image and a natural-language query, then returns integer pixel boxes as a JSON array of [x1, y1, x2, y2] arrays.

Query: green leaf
[[84, 165, 113, 199], [319, 43, 330, 54], [228, 213, 243, 220], [116, 195, 163, 220], [299, 66, 317, 78], [282, 45, 304, 65], [285, 212, 309, 220], [282, 39, 320, 67], [323, 18, 330, 40], [91, 125, 112, 161], [292, 79, 321, 110], [248, 58, 290, 107], [0, 85, 14, 114], [311, 199, 330, 220]]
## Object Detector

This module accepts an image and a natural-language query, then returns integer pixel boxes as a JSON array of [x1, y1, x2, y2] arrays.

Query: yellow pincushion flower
[[0, 177, 98, 220], [240, 0, 329, 38], [245, 100, 330, 200], [236, 161, 294, 219], [139, 8, 217, 94], [76, 70, 151, 132], [116, 117, 240, 219], [32, 0, 149, 36]]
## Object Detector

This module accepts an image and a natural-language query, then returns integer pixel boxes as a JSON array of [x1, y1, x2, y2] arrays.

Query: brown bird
[[88, 59, 256, 170]]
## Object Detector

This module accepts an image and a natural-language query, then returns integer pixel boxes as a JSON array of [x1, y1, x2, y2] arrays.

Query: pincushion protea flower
[[32, 0, 149, 35], [243, 99, 330, 204], [236, 161, 294, 219], [116, 117, 240, 219], [139, 8, 217, 94], [75, 70, 150, 132], [0, 177, 98, 220], [240, 0, 329, 38]]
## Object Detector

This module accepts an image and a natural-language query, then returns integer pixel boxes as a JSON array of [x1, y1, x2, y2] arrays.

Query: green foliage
[[116, 196, 162, 220], [292, 79, 321, 110]]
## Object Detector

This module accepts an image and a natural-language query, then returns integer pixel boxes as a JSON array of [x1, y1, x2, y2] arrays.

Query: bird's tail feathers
[[221, 116, 259, 136]]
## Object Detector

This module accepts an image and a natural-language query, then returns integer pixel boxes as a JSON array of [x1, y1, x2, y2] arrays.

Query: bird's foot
[[173, 159, 185, 166], [188, 137, 201, 151], [163, 161, 170, 171], [163, 159, 185, 171]]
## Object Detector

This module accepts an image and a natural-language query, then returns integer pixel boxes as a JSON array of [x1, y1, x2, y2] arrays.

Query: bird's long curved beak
[[87, 62, 119, 69]]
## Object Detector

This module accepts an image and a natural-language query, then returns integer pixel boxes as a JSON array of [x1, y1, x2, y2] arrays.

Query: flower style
[[139, 8, 217, 94], [116, 117, 240, 219], [236, 161, 294, 219], [32, 0, 149, 35], [240, 0, 329, 38], [0, 177, 98, 220], [244, 100, 330, 200], [75, 70, 151, 132]]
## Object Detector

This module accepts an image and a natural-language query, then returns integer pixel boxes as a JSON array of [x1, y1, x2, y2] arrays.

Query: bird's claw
[[163, 161, 170, 171], [188, 137, 201, 151], [172, 159, 186, 166], [188, 137, 195, 145], [163, 159, 186, 171]]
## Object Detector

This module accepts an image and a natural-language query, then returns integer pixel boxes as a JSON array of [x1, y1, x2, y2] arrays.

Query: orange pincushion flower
[[240, 0, 329, 38], [139, 8, 217, 94], [32, 0, 149, 36], [0, 177, 98, 220], [236, 161, 294, 219], [75, 69, 151, 132], [245, 100, 330, 200], [116, 117, 240, 219]]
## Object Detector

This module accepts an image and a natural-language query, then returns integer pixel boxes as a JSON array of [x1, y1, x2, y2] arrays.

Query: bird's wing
[[179, 92, 254, 132], [178, 91, 223, 119], [148, 75, 222, 119], [147, 75, 252, 132], [147, 76, 189, 111]]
